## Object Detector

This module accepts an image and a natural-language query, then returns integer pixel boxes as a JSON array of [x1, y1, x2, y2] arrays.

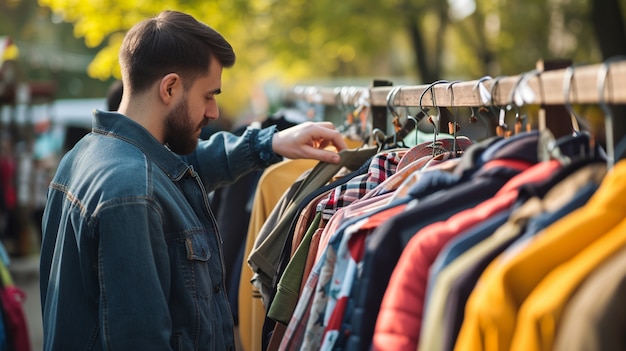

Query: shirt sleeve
[[186, 125, 282, 193]]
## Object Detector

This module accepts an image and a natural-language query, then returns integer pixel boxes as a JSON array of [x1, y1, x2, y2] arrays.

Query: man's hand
[[272, 121, 348, 164]]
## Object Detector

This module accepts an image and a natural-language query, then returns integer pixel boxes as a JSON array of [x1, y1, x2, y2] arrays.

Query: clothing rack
[[245, 59, 626, 351], [285, 59, 626, 166], [285, 60, 626, 108]]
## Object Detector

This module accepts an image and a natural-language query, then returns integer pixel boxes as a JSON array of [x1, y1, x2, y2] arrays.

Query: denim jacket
[[39, 110, 282, 351]]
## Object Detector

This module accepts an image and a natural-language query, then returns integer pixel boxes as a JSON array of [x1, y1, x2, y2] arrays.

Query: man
[[39, 10, 347, 351]]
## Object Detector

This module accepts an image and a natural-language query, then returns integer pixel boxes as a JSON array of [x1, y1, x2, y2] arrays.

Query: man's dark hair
[[119, 10, 236, 94]]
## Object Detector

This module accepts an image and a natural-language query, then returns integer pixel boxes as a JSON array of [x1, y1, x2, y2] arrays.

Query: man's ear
[[159, 73, 181, 104]]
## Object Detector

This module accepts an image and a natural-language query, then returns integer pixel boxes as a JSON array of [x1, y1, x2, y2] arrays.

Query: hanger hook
[[596, 57, 626, 169], [447, 80, 462, 123], [371, 127, 386, 152], [446, 80, 462, 109], [419, 80, 449, 134], [563, 64, 589, 133], [447, 80, 462, 154], [489, 76, 505, 108], [490, 76, 508, 135], [507, 71, 530, 110], [406, 114, 420, 146], [473, 75, 493, 107], [514, 69, 541, 106], [385, 86, 406, 147], [506, 72, 529, 132], [418, 80, 448, 156], [419, 80, 449, 114], [386, 85, 403, 120], [472, 76, 495, 137]]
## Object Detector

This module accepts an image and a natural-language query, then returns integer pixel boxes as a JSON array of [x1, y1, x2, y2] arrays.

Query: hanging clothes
[[273, 129, 609, 351], [239, 158, 320, 351], [371, 159, 563, 351], [258, 61, 626, 351], [345, 133, 536, 351], [215, 115, 302, 330], [248, 147, 378, 305], [278, 137, 476, 350], [420, 160, 607, 351], [454, 157, 626, 351], [553, 244, 626, 351]]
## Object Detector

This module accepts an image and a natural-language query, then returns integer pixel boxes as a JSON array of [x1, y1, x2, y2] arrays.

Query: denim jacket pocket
[[183, 233, 214, 299]]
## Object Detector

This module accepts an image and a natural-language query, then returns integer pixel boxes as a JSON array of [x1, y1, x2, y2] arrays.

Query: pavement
[[9, 255, 43, 351]]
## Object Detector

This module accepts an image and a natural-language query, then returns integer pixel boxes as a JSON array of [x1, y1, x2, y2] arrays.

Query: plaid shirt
[[279, 150, 403, 351], [316, 150, 404, 222]]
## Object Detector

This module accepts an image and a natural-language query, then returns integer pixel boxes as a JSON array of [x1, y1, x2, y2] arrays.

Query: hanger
[[506, 71, 531, 134], [489, 76, 510, 137], [382, 86, 425, 147], [395, 81, 467, 171], [597, 58, 619, 169], [418, 80, 451, 156], [514, 69, 546, 132], [405, 112, 420, 146], [472, 76, 497, 138], [447, 80, 462, 155], [372, 85, 407, 150], [387, 85, 405, 147], [554, 64, 602, 161], [371, 128, 388, 153], [562, 65, 585, 133]]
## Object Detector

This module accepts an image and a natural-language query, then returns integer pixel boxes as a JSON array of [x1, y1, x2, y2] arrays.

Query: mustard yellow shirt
[[238, 159, 317, 351], [510, 212, 626, 351]]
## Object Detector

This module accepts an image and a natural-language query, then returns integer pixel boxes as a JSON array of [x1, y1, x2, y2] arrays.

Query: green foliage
[[7, 0, 620, 117]]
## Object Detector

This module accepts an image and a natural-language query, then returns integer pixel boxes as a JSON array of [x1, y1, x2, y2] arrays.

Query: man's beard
[[164, 97, 205, 155]]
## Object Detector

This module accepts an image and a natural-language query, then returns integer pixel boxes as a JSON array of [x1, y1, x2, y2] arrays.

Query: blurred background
[[1, 0, 626, 350]]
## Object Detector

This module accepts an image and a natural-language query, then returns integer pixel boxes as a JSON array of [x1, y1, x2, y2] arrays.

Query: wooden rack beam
[[285, 61, 626, 108], [372, 60, 626, 107], [283, 86, 369, 106]]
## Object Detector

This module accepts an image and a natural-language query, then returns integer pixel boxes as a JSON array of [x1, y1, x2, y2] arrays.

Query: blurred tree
[[33, 0, 626, 117], [0, 0, 116, 98]]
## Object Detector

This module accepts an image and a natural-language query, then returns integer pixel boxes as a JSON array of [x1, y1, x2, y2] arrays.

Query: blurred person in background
[[106, 80, 123, 111], [0, 132, 17, 255]]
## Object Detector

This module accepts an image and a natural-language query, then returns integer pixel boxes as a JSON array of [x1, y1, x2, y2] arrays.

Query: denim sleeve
[[185, 125, 283, 193], [97, 200, 174, 350]]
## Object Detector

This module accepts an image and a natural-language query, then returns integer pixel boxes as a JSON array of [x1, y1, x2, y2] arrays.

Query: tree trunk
[[591, 0, 626, 59], [406, 17, 437, 83], [591, 0, 626, 158]]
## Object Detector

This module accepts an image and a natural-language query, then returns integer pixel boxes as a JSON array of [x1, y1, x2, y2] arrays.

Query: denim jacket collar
[[92, 109, 191, 180]]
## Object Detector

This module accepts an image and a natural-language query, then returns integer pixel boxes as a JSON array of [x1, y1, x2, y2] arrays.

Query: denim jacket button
[[213, 284, 221, 293], [260, 151, 270, 161]]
